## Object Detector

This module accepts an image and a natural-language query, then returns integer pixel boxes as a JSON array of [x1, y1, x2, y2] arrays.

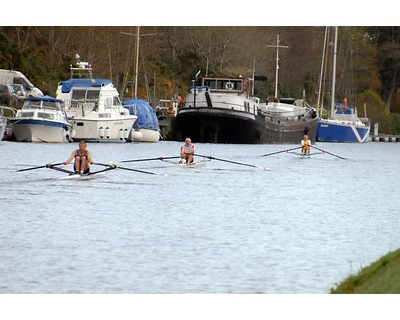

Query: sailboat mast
[[134, 26, 140, 99], [330, 26, 338, 119], [317, 27, 329, 115]]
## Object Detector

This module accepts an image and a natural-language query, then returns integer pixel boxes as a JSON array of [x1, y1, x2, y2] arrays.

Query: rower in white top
[[179, 137, 195, 164]]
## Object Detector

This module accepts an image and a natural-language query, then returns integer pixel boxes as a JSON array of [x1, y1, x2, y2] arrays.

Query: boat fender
[[99, 126, 105, 139], [105, 127, 110, 139], [132, 129, 142, 141], [304, 125, 309, 135], [123, 128, 129, 139], [118, 128, 124, 140]]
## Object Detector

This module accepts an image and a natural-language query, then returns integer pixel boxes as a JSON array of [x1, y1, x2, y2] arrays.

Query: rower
[[179, 137, 195, 164], [63, 140, 95, 173], [301, 135, 311, 155]]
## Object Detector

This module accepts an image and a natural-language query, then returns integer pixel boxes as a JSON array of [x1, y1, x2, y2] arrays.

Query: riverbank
[[331, 247, 400, 293]]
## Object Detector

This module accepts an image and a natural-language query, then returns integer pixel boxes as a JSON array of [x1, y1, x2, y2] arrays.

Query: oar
[[262, 146, 303, 157], [310, 145, 346, 160], [195, 154, 270, 171], [16, 162, 64, 172], [121, 156, 181, 163], [95, 163, 167, 176]]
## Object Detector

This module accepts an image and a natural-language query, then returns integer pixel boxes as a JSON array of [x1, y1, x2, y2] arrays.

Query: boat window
[[104, 97, 112, 109], [113, 96, 121, 106], [71, 89, 86, 100], [203, 79, 242, 91], [38, 112, 54, 120], [21, 112, 34, 117], [86, 89, 100, 101], [42, 101, 59, 110], [99, 113, 111, 118], [25, 100, 42, 108]]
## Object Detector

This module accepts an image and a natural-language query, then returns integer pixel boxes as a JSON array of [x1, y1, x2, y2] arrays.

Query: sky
[[3, 1, 394, 26]]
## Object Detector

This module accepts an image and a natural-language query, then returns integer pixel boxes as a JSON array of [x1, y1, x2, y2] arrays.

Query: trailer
[[0, 69, 43, 97]]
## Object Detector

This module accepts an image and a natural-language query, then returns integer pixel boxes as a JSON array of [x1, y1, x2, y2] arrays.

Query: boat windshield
[[24, 100, 60, 110]]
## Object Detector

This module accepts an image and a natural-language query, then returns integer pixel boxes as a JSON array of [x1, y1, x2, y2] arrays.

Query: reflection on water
[[1, 141, 400, 293]]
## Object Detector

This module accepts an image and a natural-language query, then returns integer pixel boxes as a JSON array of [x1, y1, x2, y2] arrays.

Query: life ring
[[225, 82, 234, 90]]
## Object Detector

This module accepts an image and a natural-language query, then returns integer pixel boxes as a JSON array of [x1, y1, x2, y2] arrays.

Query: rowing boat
[[60, 171, 108, 180], [174, 161, 208, 168], [162, 159, 210, 168]]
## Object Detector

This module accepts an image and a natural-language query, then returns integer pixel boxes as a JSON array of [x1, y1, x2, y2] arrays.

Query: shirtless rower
[[63, 141, 95, 174]]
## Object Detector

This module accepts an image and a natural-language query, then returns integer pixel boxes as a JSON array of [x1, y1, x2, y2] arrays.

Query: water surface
[[1, 140, 399, 293]]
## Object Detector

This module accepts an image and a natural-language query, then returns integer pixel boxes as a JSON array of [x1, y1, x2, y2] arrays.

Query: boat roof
[[60, 78, 113, 93], [24, 95, 63, 103]]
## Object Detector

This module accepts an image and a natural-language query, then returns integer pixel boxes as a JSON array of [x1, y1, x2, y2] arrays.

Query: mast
[[317, 27, 329, 116], [267, 34, 288, 99], [120, 27, 155, 100], [330, 26, 338, 118], [134, 26, 140, 99]]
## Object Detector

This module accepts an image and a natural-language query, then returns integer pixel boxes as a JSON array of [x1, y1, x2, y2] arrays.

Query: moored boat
[[10, 96, 73, 143], [316, 27, 370, 143], [56, 58, 137, 142], [176, 76, 318, 144], [122, 98, 160, 142], [317, 102, 370, 143]]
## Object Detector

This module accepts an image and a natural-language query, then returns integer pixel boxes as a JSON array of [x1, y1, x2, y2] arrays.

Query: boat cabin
[[201, 77, 249, 94]]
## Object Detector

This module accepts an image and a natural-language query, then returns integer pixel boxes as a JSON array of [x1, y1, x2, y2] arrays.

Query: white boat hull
[[69, 118, 136, 142], [60, 171, 107, 180], [12, 120, 72, 143]]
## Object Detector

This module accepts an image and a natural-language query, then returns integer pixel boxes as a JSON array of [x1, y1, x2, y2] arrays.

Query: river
[[1, 140, 399, 295]]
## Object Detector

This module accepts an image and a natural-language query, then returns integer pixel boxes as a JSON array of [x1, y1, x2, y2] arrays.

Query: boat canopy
[[60, 78, 112, 93], [123, 98, 160, 131], [24, 95, 64, 103]]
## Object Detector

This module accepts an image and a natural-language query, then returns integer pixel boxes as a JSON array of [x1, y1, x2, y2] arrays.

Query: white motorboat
[[10, 96, 73, 143], [56, 58, 137, 142]]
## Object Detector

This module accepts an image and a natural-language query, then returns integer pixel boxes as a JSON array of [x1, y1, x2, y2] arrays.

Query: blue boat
[[317, 102, 370, 143], [123, 98, 160, 142], [316, 27, 370, 143]]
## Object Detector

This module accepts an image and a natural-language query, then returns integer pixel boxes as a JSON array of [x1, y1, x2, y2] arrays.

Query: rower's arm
[[88, 151, 95, 164], [63, 150, 76, 165]]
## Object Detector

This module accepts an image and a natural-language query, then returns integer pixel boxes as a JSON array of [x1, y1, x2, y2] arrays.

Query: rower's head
[[79, 141, 87, 151], [185, 138, 191, 145], [303, 135, 308, 140]]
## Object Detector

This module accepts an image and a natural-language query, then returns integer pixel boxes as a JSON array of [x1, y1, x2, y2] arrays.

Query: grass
[[331, 248, 400, 293]]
